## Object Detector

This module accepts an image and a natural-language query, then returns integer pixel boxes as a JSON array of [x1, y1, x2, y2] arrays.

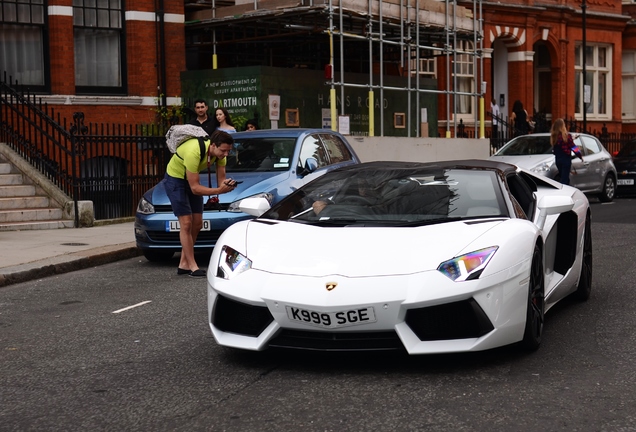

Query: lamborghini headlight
[[437, 246, 498, 282], [217, 245, 252, 279], [136, 197, 155, 215], [228, 193, 274, 212], [531, 162, 552, 175]]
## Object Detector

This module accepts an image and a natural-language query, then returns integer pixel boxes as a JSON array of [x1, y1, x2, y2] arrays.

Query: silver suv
[[490, 133, 617, 202]]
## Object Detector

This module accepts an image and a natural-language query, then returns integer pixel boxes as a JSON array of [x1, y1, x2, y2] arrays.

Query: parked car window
[[319, 134, 353, 164], [616, 140, 636, 157], [298, 135, 329, 170], [616, 141, 636, 157], [217, 138, 296, 173], [579, 136, 601, 155]]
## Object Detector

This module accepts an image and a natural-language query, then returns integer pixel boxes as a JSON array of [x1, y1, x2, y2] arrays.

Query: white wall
[[347, 136, 491, 163]]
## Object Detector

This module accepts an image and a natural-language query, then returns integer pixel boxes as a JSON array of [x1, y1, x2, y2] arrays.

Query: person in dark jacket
[[189, 99, 215, 136], [510, 100, 530, 137], [551, 118, 583, 185]]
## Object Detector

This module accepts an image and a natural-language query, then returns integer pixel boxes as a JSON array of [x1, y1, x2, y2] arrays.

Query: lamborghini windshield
[[261, 166, 509, 225]]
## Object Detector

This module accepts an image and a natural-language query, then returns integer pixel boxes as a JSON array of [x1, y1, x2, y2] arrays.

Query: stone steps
[[0, 158, 73, 231]]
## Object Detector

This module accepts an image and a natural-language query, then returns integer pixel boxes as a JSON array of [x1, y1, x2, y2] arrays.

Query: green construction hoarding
[[181, 66, 437, 136]]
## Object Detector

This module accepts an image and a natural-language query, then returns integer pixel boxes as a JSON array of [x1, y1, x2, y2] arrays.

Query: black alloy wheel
[[521, 244, 545, 351], [575, 213, 593, 301]]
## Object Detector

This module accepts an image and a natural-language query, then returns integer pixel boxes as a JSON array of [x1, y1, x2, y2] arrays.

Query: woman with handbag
[[550, 118, 583, 185], [163, 130, 237, 277]]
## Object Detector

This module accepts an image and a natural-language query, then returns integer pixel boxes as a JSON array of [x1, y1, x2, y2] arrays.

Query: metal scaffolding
[[185, 0, 484, 137]]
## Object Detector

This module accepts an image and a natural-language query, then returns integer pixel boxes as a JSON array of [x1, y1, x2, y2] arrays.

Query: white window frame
[[575, 43, 612, 120], [409, 54, 437, 79], [451, 40, 475, 122], [622, 51, 636, 120]]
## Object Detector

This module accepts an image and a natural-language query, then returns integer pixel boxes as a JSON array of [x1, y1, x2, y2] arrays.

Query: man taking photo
[[163, 130, 237, 277]]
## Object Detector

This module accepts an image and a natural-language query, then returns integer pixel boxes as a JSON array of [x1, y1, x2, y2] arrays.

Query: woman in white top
[[214, 108, 236, 133]]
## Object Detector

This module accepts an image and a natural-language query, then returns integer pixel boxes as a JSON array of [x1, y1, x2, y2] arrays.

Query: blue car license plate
[[166, 220, 211, 232]]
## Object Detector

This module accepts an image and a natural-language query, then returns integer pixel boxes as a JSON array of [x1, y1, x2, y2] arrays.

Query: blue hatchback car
[[134, 128, 361, 261]]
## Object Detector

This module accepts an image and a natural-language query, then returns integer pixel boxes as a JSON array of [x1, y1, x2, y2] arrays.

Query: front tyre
[[521, 245, 545, 351], [574, 213, 593, 301], [598, 174, 615, 202]]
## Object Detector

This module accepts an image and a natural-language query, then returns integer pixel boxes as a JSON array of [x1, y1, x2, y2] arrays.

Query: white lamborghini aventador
[[206, 160, 592, 354]]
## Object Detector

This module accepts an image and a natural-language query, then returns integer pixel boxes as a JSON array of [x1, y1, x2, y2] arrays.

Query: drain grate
[[61, 243, 89, 246]]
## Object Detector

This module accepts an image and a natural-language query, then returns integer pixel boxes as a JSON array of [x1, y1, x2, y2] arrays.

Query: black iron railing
[[1, 73, 173, 223], [0, 74, 75, 195], [70, 114, 172, 220]]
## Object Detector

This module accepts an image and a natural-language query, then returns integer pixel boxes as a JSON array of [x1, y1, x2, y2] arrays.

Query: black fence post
[[69, 112, 87, 227]]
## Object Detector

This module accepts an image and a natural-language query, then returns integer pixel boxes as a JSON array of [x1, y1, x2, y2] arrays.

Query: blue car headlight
[[228, 193, 274, 212], [438, 246, 498, 282], [136, 197, 155, 215], [217, 246, 252, 279]]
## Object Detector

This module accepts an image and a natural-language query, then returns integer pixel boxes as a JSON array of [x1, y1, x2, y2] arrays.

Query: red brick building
[[1, 0, 186, 126], [445, 0, 630, 137], [4, 0, 636, 137]]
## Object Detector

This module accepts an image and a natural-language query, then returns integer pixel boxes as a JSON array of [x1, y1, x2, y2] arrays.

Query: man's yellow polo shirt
[[166, 138, 227, 179]]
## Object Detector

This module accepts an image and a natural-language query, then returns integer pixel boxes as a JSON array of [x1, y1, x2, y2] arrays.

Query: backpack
[[165, 124, 209, 164], [166, 125, 221, 205]]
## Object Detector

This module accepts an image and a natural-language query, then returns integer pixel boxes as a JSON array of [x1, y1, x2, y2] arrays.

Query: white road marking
[[112, 300, 152, 314]]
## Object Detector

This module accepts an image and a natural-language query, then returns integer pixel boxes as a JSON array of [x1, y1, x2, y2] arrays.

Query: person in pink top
[[551, 118, 583, 185]]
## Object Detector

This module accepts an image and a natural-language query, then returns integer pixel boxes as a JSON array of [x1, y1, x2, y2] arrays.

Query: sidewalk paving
[[0, 221, 142, 287]]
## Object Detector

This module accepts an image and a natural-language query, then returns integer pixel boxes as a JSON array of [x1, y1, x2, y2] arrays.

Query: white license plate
[[286, 306, 376, 329], [617, 179, 635, 186], [166, 220, 211, 232]]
